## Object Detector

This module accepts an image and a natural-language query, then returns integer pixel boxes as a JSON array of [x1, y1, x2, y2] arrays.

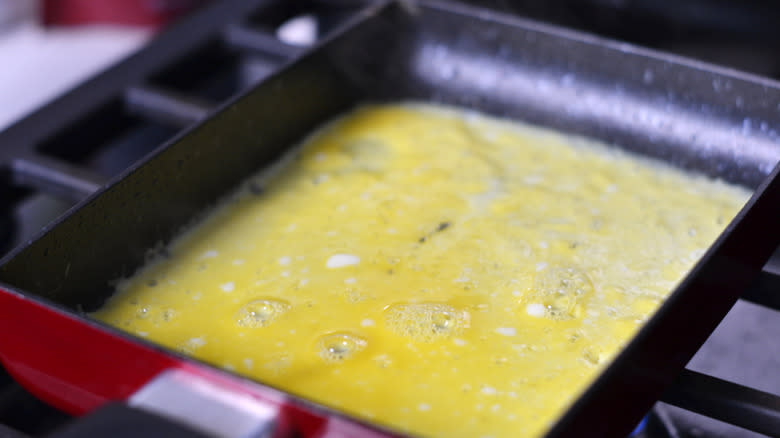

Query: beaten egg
[[94, 103, 749, 437]]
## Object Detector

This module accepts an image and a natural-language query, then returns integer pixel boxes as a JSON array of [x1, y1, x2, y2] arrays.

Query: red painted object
[[42, 0, 210, 28], [0, 287, 178, 413], [0, 286, 392, 437]]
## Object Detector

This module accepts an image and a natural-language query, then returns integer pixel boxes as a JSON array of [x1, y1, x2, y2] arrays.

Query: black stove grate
[[1, 1, 779, 437], [0, 368, 69, 437]]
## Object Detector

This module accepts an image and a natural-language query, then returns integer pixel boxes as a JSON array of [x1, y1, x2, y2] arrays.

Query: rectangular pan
[[1, 1, 780, 436]]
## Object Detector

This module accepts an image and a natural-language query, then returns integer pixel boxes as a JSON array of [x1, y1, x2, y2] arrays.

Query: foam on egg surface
[[93, 103, 749, 437]]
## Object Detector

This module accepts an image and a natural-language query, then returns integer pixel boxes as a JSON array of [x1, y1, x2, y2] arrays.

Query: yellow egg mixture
[[93, 103, 749, 437]]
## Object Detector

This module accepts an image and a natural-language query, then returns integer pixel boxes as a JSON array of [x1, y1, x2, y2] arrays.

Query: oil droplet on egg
[[235, 298, 291, 328], [326, 254, 360, 268], [317, 332, 367, 363]]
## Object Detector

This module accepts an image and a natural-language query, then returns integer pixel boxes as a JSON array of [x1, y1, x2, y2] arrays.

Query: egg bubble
[[316, 332, 367, 363], [581, 346, 604, 366], [236, 299, 291, 328], [136, 307, 150, 319], [528, 265, 593, 320], [150, 308, 177, 324], [384, 303, 470, 342]]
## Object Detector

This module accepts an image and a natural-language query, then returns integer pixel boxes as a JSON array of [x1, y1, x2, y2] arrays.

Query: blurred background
[[2, 0, 780, 132], [0, 0, 204, 131]]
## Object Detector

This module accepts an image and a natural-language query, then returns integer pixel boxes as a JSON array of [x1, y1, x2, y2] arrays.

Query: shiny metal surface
[[380, 0, 780, 187], [130, 370, 277, 438]]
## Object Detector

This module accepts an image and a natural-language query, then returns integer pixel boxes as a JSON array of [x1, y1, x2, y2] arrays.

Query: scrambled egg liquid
[[94, 103, 749, 437]]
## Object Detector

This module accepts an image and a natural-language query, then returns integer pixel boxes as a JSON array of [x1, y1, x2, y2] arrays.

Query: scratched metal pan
[[1, 1, 780, 437]]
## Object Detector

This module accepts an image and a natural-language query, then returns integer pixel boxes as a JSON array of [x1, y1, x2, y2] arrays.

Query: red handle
[[0, 287, 392, 437], [0, 287, 180, 414]]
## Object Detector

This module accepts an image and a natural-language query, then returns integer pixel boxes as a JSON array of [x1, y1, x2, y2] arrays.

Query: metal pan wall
[[1, 1, 779, 436]]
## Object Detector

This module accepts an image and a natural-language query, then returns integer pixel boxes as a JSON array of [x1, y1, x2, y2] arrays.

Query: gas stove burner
[[631, 408, 676, 438]]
